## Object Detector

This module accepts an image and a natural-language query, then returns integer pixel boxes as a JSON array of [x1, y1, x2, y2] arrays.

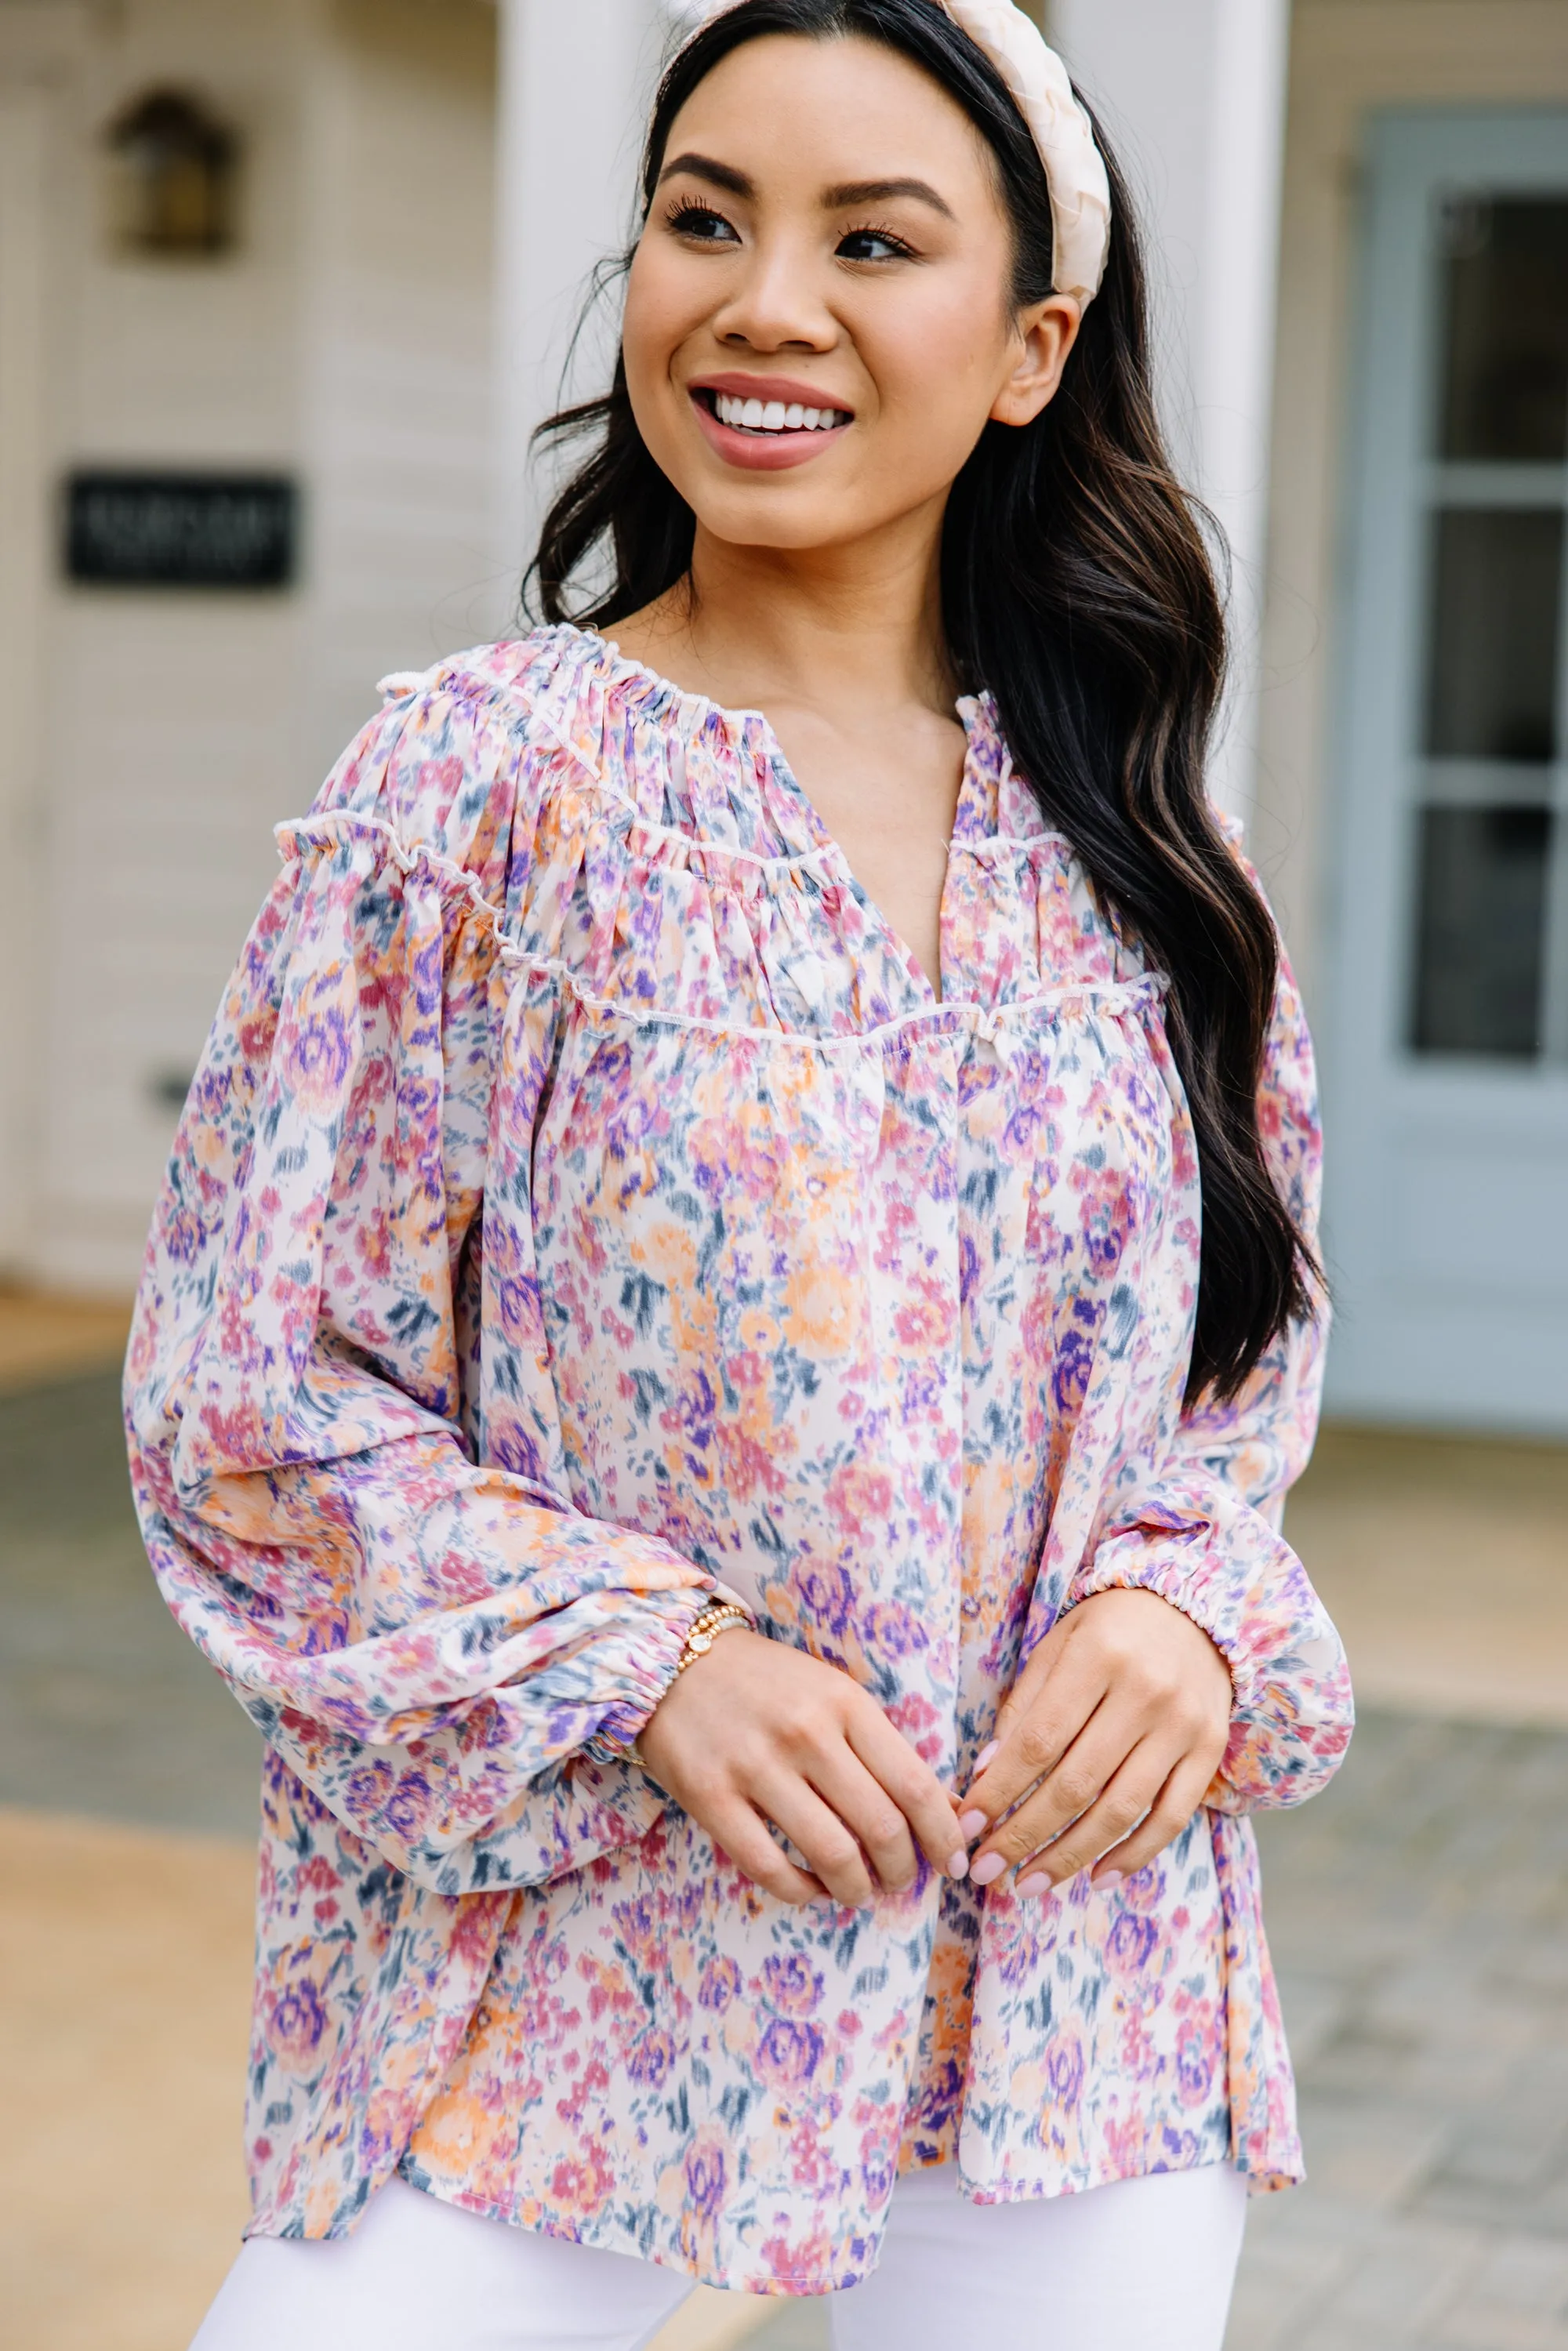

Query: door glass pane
[[1439, 197, 1568, 460], [1410, 804, 1552, 1057], [1425, 507, 1563, 760]]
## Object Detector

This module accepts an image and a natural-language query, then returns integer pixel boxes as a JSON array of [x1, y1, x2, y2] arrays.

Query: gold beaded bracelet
[[673, 1598, 752, 1676], [623, 1600, 752, 1774]]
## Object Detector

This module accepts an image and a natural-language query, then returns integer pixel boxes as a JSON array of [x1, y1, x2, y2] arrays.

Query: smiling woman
[[598, 26, 1085, 985], [126, 7, 1352, 2351], [625, 45, 1080, 535]]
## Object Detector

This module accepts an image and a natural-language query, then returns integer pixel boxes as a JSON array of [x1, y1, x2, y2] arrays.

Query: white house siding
[[35, 0, 312, 1297], [6, 0, 495, 1295], [1256, 0, 1568, 1004]]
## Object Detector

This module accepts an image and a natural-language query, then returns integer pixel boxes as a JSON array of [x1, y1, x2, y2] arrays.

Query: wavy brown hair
[[529, 0, 1318, 1403]]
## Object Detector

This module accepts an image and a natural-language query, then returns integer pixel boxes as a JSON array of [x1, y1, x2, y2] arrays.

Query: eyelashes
[[836, 223, 918, 263], [664, 196, 739, 242], [661, 198, 920, 264]]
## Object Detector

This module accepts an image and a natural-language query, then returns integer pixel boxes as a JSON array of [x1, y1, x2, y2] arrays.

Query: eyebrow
[[822, 176, 956, 221], [658, 154, 956, 223], [658, 152, 755, 198]]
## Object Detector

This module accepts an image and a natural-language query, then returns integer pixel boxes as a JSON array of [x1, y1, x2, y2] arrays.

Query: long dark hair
[[529, 0, 1318, 1403]]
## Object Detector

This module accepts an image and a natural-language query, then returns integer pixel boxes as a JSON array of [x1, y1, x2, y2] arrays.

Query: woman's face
[[622, 32, 1080, 557]]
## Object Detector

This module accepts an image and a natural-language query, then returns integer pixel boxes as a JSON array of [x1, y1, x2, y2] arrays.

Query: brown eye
[[837, 227, 914, 263], [668, 200, 741, 245]]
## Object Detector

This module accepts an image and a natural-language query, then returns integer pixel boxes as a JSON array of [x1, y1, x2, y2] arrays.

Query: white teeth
[[713, 392, 848, 433]]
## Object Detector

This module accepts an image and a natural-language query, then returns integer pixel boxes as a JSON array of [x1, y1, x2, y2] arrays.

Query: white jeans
[[194, 2162, 1249, 2351]]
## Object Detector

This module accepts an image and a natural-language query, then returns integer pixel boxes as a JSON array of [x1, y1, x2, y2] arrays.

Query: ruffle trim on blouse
[[526, 628, 834, 865], [385, 628, 1074, 870], [276, 808, 1168, 1052], [354, 628, 1166, 1039]]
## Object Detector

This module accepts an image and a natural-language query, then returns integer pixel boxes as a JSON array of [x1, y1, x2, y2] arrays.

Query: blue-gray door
[[1324, 111, 1568, 1435]]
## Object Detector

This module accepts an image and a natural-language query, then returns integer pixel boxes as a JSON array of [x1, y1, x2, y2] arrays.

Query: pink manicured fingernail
[[1095, 1870, 1125, 1892], [971, 1852, 1007, 1887], [973, 1742, 1000, 1776], [947, 1849, 971, 1880], [1015, 1874, 1051, 1899], [956, 1809, 988, 1843]]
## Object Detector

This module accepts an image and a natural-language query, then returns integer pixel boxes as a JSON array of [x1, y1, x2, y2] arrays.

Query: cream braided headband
[[674, 0, 1112, 304]]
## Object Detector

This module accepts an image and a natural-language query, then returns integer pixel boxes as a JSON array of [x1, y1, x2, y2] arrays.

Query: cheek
[[622, 268, 666, 397], [622, 256, 702, 438], [857, 299, 1011, 472]]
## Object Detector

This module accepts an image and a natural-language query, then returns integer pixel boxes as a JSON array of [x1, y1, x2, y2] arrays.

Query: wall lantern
[[106, 89, 238, 256]]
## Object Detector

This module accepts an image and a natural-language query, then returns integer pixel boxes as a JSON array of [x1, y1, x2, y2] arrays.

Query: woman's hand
[[638, 1627, 970, 1910], [956, 1590, 1232, 1899]]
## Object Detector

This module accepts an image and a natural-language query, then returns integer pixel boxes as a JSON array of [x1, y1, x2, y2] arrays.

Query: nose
[[710, 234, 837, 357]]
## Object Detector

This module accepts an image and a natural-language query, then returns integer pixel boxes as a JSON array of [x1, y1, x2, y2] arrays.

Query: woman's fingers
[[959, 1593, 1235, 1886], [704, 1797, 829, 1908], [637, 1624, 973, 1904], [847, 1706, 974, 1881], [1086, 1750, 1217, 1889], [1004, 1736, 1171, 1891], [754, 1772, 880, 1908], [960, 1622, 1106, 1839], [804, 1747, 924, 1895], [968, 1709, 1136, 1885]]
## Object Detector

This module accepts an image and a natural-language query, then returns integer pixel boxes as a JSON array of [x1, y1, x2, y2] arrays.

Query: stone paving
[[1223, 1710, 1568, 2351], [3, 1369, 1568, 2349], [0, 1369, 262, 1838]]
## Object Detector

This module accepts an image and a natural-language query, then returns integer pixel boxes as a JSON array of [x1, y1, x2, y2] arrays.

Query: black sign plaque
[[66, 471, 298, 590]]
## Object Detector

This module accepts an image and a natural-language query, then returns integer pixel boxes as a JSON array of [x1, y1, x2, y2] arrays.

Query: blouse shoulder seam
[[275, 810, 523, 962]]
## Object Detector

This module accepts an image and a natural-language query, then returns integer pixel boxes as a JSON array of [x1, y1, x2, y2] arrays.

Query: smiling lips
[[690, 380, 854, 471]]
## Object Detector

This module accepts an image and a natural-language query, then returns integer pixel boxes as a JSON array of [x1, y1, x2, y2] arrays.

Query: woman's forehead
[[664, 31, 993, 189]]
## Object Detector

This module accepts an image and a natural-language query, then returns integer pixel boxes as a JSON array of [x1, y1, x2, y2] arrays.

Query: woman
[[128, 5, 1352, 2346]]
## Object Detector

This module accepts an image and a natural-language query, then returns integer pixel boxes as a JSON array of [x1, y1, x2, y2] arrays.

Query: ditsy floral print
[[126, 625, 1352, 2292]]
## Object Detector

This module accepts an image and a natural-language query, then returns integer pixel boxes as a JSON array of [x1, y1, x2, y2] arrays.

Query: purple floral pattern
[[126, 625, 1351, 2290]]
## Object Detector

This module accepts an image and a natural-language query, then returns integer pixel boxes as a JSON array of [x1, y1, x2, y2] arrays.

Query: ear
[[990, 293, 1083, 428]]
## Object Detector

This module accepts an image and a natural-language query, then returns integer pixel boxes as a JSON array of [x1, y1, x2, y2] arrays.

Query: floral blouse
[[126, 624, 1352, 2295]]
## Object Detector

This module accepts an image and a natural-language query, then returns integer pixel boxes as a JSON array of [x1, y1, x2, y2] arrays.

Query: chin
[[686, 477, 891, 551], [699, 509, 861, 555]]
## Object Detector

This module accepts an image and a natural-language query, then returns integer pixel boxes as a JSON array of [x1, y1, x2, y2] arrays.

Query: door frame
[[1323, 105, 1568, 1436]]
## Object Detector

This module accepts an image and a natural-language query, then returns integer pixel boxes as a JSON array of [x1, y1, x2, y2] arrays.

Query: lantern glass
[[107, 90, 237, 256]]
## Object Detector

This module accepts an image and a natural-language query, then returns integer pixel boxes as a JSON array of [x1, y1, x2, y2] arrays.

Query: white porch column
[[494, 0, 674, 611], [1051, 0, 1292, 819]]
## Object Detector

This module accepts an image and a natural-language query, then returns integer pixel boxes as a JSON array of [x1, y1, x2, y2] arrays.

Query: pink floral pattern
[[126, 625, 1352, 2291]]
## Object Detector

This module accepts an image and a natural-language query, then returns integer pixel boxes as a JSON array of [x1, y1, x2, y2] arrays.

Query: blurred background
[[1, 2, 1566, 2346]]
